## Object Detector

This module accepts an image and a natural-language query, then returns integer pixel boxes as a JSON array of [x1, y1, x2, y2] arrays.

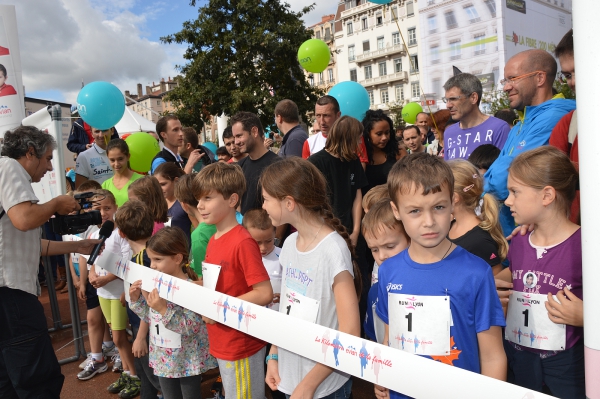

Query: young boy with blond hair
[[193, 162, 273, 398], [375, 153, 506, 398], [362, 199, 410, 343]]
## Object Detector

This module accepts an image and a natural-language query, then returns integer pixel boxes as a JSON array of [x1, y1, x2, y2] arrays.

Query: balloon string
[[388, 5, 439, 132]]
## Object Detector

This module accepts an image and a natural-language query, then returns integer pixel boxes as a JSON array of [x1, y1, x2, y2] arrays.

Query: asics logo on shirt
[[386, 283, 403, 292]]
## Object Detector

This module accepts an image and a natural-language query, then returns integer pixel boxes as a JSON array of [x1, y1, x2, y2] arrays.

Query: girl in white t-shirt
[[260, 157, 361, 399]]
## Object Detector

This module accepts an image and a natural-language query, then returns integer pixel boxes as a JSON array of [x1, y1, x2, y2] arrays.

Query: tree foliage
[[161, 0, 323, 130]]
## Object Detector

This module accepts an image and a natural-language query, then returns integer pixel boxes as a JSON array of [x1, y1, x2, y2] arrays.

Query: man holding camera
[[273, 99, 307, 158], [0, 126, 100, 398]]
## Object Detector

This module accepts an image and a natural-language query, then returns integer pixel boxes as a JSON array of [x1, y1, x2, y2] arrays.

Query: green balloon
[[297, 39, 331, 73], [125, 132, 160, 173], [402, 102, 423, 124]]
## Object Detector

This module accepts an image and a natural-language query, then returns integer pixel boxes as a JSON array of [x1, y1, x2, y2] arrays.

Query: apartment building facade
[[335, 0, 422, 112]]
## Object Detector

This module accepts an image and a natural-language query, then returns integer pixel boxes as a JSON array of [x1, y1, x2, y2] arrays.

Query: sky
[[2, 0, 337, 105]]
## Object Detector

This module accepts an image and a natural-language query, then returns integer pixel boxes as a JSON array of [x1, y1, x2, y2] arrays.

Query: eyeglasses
[[442, 95, 466, 104], [500, 70, 545, 86]]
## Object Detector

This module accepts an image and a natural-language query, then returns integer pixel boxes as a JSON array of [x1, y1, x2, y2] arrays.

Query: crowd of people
[[0, 28, 586, 399]]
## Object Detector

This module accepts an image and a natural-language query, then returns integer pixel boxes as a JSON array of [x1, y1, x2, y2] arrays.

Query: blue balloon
[[203, 142, 218, 157], [77, 81, 125, 130], [328, 81, 370, 121]]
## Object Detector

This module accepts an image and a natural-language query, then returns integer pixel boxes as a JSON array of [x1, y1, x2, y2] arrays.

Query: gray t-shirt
[[75, 143, 113, 184], [0, 157, 41, 296], [277, 231, 353, 397]]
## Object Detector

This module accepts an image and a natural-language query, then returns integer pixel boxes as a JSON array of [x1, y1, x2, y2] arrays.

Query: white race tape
[[85, 248, 553, 399]]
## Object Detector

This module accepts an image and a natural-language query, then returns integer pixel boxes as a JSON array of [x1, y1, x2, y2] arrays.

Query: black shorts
[[85, 280, 100, 310]]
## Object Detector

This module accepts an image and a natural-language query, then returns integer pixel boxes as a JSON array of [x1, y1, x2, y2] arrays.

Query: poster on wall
[[0, 5, 24, 138]]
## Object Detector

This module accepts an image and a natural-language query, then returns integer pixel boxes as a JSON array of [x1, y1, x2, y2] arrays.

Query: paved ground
[[41, 283, 374, 398]]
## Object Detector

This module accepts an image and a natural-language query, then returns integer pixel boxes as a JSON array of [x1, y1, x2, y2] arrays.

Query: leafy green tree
[[162, 0, 323, 130]]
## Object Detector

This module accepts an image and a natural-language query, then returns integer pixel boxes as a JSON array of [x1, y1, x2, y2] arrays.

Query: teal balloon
[[77, 81, 125, 130], [328, 81, 370, 121], [402, 102, 423, 124], [369, 0, 393, 3], [203, 142, 217, 156], [297, 39, 331, 73], [125, 132, 160, 173]]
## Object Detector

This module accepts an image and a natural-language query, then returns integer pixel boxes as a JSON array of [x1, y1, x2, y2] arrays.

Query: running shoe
[[78, 353, 92, 370], [103, 343, 118, 358], [77, 358, 108, 381], [118, 376, 141, 398], [112, 354, 123, 372], [107, 373, 130, 394]]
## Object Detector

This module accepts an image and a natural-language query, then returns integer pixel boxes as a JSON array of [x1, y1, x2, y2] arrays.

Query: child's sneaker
[[103, 343, 118, 358], [77, 358, 108, 381], [78, 353, 92, 370], [211, 375, 225, 398], [107, 373, 130, 394], [112, 354, 123, 372], [118, 375, 141, 398]]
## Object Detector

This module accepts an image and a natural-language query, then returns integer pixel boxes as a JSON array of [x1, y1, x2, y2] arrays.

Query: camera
[[51, 192, 102, 235]]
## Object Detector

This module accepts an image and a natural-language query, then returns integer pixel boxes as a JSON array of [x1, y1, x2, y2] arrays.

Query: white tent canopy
[[114, 107, 156, 134]]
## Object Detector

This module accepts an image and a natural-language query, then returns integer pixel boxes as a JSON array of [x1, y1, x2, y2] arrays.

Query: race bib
[[506, 291, 566, 351], [281, 286, 320, 323], [202, 262, 221, 291], [388, 294, 451, 356], [149, 308, 181, 349]]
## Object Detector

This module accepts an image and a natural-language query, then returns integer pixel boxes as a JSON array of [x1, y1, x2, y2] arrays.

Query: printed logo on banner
[[0, 104, 11, 117], [115, 257, 130, 278], [213, 296, 257, 331], [151, 273, 180, 300]]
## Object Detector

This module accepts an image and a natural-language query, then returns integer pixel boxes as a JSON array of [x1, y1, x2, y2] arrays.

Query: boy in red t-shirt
[[192, 162, 273, 399]]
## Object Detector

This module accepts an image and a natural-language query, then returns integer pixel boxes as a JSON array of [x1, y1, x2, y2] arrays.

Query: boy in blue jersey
[[374, 152, 506, 399]]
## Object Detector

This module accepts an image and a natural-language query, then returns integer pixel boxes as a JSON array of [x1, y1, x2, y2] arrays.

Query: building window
[[474, 33, 486, 55], [324, 27, 331, 41], [377, 36, 385, 50], [347, 22, 353, 35], [348, 45, 355, 61], [428, 15, 437, 34], [394, 58, 402, 73], [362, 17, 368, 30], [376, 12, 383, 26], [368, 90, 374, 105], [407, 1, 414, 16], [319, 72, 323, 84], [464, 5, 480, 23], [381, 89, 389, 104], [396, 85, 405, 102], [157, 100, 161, 105], [309, 75, 314, 86], [445, 11, 458, 30], [410, 54, 419, 73], [411, 82, 420, 98], [345, 0, 357, 10], [365, 65, 373, 79], [408, 28, 417, 46], [391, 6, 398, 21], [363, 40, 370, 53], [350, 69, 357, 82], [450, 39, 461, 60], [316, 31, 321, 39], [484, 0, 496, 17], [379, 61, 387, 76], [432, 78, 442, 97], [431, 45, 440, 64], [328, 68, 334, 83], [392, 32, 400, 46]]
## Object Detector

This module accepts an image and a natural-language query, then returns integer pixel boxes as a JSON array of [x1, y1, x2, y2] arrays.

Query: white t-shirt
[[262, 246, 282, 311], [305, 132, 327, 157], [0, 157, 41, 296], [277, 231, 353, 397], [90, 227, 131, 299], [75, 143, 113, 185]]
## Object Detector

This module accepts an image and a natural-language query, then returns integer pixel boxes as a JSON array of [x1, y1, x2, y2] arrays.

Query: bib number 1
[[388, 293, 451, 356]]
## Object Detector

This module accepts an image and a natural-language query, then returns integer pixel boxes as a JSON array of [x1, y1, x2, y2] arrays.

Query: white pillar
[[572, 2, 600, 398], [216, 114, 229, 147]]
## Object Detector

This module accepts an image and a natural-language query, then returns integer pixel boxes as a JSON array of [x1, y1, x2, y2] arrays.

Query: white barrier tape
[[81, 247, 553, 399]]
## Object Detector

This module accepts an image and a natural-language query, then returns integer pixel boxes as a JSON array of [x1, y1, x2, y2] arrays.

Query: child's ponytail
[[480, 193, 508, 262]]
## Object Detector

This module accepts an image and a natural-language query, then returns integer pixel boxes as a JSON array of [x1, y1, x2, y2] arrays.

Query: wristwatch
[[265, 354, 278, 365]]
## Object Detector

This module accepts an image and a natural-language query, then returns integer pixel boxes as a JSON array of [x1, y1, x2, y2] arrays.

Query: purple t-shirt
[[444, 116, 510, 160], [507, 229, 583, 353]]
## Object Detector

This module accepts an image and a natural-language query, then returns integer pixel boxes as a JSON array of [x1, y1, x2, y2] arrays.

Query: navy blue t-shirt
[[376, 246, 505, 399]]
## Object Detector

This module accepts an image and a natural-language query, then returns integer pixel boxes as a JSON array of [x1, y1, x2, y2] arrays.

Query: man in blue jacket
[[484, 49, 576, 235], [67, 117, 119, 157]]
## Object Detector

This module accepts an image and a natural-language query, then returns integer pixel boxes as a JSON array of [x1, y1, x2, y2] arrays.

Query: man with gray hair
[[443, 73, 510, 160], [0, 126, 100, 398]]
